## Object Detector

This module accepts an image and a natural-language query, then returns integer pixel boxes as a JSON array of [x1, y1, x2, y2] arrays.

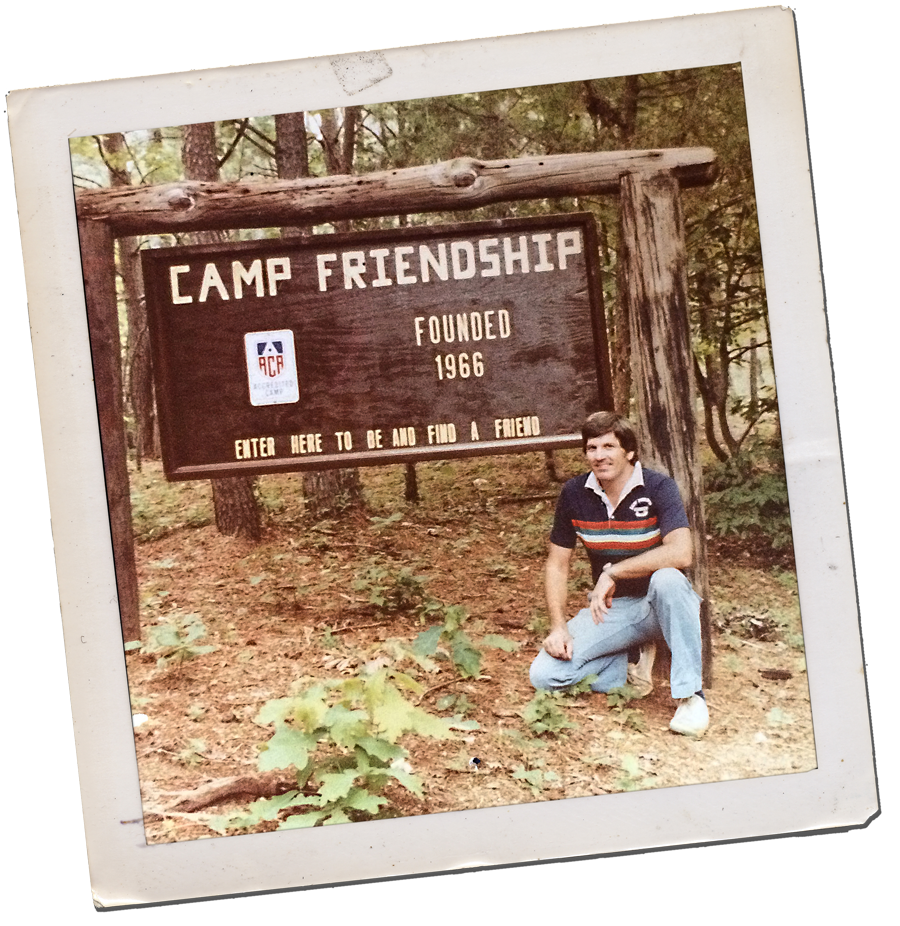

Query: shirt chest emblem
[[629, 497, 653, 518]]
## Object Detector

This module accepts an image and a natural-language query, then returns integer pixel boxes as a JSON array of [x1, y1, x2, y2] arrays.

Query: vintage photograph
[[68, 64, 816, 845]]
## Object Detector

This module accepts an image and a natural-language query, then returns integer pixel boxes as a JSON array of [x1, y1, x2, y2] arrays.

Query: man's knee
[[529, 655, 555, 690], [649, 567, 692, 597], [530, 652, 573, 691]]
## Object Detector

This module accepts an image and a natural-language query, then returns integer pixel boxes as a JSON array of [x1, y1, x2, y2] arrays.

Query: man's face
[[585, 431, 635, 486]]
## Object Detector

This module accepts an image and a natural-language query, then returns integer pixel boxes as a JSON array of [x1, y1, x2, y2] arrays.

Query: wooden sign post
[[75, 147, 716, 678], [620, 172, 713, 678]]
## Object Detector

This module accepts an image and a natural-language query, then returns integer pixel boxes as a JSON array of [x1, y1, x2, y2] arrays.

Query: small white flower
[[132, 713, 149, 729]]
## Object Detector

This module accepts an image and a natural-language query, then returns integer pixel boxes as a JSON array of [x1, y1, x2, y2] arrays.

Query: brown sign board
[[142, 213, 612, 480]]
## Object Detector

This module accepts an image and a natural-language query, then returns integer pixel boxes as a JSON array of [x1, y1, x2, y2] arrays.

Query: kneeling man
[[530, 411, 708, 736]]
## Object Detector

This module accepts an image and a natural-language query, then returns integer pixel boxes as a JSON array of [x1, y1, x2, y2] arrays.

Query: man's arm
[[543, 542, 574, 659], [589, 527, 693, 624]]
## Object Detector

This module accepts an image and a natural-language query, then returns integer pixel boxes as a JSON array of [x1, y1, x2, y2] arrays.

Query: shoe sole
[[668, 723, 709, 737]]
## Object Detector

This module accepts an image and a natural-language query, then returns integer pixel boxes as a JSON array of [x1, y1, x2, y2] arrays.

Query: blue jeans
[[529, 568, 702, 700]]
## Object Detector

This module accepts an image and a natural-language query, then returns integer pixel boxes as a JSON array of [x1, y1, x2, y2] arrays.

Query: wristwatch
[[602, 562, 617, 582]]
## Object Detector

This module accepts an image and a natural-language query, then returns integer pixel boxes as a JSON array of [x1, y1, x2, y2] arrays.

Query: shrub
[[209, 668, 456, 832], [704, 439, 793, 551]]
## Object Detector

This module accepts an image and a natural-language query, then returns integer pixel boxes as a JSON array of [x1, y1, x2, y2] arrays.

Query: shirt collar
[[585, 461, 644, 517]]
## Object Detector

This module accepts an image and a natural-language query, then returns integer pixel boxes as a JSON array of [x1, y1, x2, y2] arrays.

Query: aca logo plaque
[[243, 329, 300, 406]]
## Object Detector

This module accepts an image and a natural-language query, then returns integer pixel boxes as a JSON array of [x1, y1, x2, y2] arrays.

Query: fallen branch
[[169, 771, 301, 812], [420, 678, 460, 701]]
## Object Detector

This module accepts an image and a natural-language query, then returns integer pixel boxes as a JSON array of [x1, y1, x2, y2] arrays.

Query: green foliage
[[436, 692, 474, 716], [527, 611, 549, 636], [412, 603, 483, 678], [175, 738, 207, 767], [352, 562, 430, 612], [368, 512, 403, 532], [210, 668, 456, 833], [705, 439, 793, 551], [142, 612, 216, 670], [481, 634, 520, 653], [130, 475, 211, 543], [186, 702, 207, 721], [520, 690, 578, 736], [614, 754, 654, 792], [512, 764, 559, 796], [771, 566, 798, 592], [605, 686, 648, 733], [564, 674, 600, 696], [485, 560, 516, 582]]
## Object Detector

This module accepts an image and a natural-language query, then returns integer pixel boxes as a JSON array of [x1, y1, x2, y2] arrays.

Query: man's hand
[[590, 572, 616, 624], [542, 626, 574, 660]]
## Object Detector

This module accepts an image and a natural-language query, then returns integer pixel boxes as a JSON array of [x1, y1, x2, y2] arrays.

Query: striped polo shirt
[[549, 463, 689, 598]]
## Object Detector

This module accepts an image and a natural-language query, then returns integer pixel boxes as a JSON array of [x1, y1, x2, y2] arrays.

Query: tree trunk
[[613, 227, 633, 414], [119, 237, 159, 465], [749, 337, 759, 420], [302, 469, 362, 520], [78, 216, 141, 643], [619, 170, 712, 686], [100, 133, 159, 465], [279, 109, 365, 518], [274, 112, 309, 238], [404, 463, 420, 503], [183, 122, 261, 540]]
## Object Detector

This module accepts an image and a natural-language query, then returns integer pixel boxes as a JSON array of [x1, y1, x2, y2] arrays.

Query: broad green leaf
[[621, 754, 641, 777], [448, 718, 480, 731], [354, 736, 405, 763], [442, 604, 468, 632], [450, 637, 482, 678], [188, 644, 217, 656], [279, 810, 327, 829], [322, 705, 369, 748], [322, 808, 351, 826], [241, 790, 300, 822], [258, 727, 316, 771], [371, 682, 455, 741], [482, 634, 520, 652], [412, 625, 443, 657], [512, 766, 544, 791], [291, 688, 330, 732], [343, 788, 388, 814], [319, 769, 359, 802], [385, 767, 424, 798], [390, 671, 423, 695], [256, 696, 301, 726], [151, 626, 182, 649]]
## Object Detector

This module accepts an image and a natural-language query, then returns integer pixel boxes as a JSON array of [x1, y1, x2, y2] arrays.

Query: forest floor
[[125, 451, 815, 845]]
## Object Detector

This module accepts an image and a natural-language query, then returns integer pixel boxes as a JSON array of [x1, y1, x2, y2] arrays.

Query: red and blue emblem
[[256, 340, 285, 378]]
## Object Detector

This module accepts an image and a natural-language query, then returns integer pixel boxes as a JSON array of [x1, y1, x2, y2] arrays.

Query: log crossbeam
[[76, 148, 716, 236]]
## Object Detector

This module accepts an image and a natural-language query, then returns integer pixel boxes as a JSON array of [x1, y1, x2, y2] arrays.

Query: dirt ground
[[125, 454, 815, 844]]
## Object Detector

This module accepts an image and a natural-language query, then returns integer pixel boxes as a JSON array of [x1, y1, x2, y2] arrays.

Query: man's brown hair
[[581, 411, 639, 459]]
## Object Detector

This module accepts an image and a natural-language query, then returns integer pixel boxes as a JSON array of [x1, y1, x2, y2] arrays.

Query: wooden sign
[[142, 213, 611, 479]]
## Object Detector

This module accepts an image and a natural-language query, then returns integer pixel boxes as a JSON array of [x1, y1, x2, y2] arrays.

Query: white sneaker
[[627, 642, 657, 697], [669, 694, 709, 736]]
